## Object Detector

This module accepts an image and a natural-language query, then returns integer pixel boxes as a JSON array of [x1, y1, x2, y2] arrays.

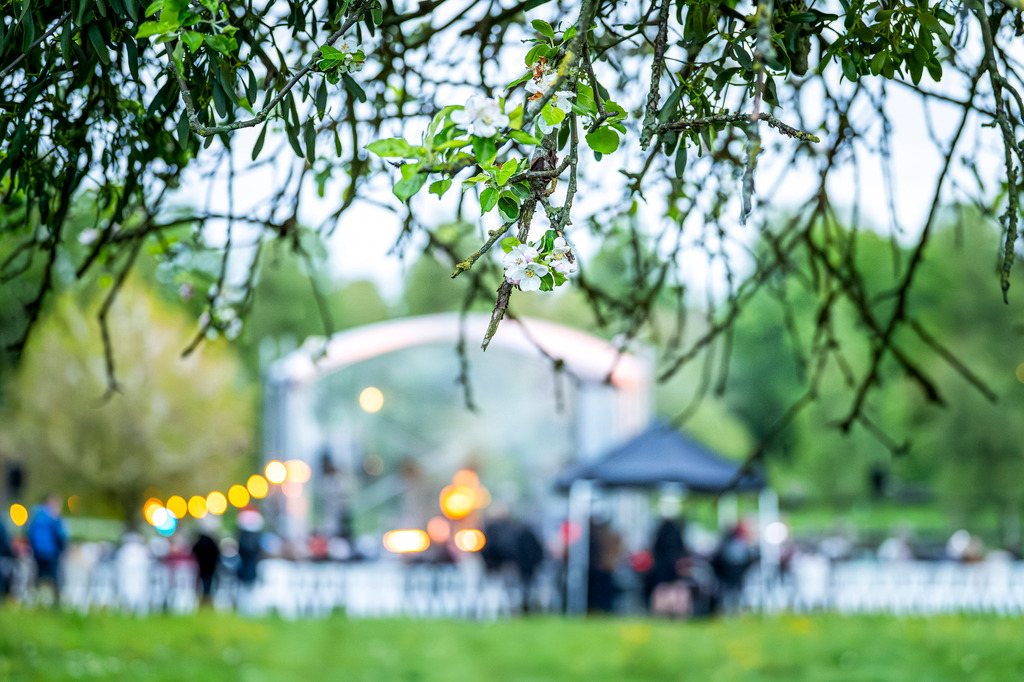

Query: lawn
[[1, 609, 1021, 681]]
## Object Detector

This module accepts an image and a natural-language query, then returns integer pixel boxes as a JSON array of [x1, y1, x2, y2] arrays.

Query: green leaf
[[429, 178, 452, 197], [472, 136, 497, 165], [86, 25, 110, 64], [204, 33, 236, 54], [252, 124, 268, 161], [508, 104, 524, 130], [342, 74, 366, 102], [541, 104, 566, 127], [674, 142, 687, 179], [498, 194, 520, 222], [136, 20, 174, 39], [585, 127, 619, 154], [181, 31, 203, 52], [509, 130, 540, 146], [333, 129, 343, 156], [366, 138, 423, 158], [303, 119, 317, 161], [501, 237, 521, 253], [531, 19, 555, 41], [506, 71, 533, 91], [425, 104, 460, 147], [497, 159, 518, 185], [524, 44, 546, 67], [509, 182, 530, 200], [394, 163, 427, 201], [562, 26, 577, 45], [316, 82, 328, 113], [480, 187, 498, 214]]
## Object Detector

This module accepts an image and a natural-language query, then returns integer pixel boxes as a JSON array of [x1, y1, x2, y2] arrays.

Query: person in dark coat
[[0, 519, 13, 600], [235, 508, 263, 613], [644, 517, 688, 608], [192, 529, 221, 606], [711, 523, 757, 614], [28, 494, 68, 606]]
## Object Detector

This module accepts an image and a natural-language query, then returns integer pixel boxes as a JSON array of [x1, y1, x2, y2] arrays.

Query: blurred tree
[[0, 281, 254, 522]]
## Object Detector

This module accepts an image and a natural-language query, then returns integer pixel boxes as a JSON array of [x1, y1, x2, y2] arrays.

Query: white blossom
[[526, 74, 576, 113], [451, 94, 509, 138], [502, 243, 539, 271], [336, 37, 362, 55], [545, 237, 576, 274], [508, 262, 549, 291]]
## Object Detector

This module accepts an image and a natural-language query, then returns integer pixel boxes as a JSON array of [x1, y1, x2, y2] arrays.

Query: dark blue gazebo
[[556, 422, 770, 614], [555, 421, 765, 494]]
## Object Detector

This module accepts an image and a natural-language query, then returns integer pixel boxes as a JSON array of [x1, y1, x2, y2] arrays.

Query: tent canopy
[[555, 422, 765, 494]]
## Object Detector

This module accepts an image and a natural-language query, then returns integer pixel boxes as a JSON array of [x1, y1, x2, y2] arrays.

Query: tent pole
[[566, 479, 593, 615]]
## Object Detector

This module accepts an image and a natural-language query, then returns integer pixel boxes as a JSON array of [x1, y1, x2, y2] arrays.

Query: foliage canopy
[[2, 0, 1024, 463]]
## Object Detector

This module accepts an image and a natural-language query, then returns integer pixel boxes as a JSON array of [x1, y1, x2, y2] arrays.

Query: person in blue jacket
[[27, 494, 68, 606]]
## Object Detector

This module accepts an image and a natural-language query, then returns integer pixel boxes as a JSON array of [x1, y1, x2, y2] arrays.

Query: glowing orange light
[[439, 485, 476, 520], [67, 495, 80, 513], [452, 469, 479, 488], [359, 386, 384, 413], [9, 504, 28, 527], [228, 485, 250, 508], [427, 516, 451, 543], [247, 475, 269, 498], [166, 495, 187, 519], [143, 498, 163, 524], [206, 491, 228, 515], [285, 459, 311, 484], [383, 529, 430, 553], [188, 495, 208, 519], [265, 461, 287, 484], [454, 529, 486, 552]]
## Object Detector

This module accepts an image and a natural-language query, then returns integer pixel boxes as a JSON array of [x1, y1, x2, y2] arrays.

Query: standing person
[[711, 523, 757, 615], [0, 517, 13, 601], [236, 508, 263, 614], [27, 494, 68, 607], [587, 518, 622, 614], [192, 525, 221, 607]]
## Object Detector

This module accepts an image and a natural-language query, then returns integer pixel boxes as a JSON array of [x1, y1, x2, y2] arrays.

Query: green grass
[[1, 609, 1022, 681]]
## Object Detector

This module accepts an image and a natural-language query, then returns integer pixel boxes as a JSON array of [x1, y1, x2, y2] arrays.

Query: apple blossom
[[451, 94, 509, 138]]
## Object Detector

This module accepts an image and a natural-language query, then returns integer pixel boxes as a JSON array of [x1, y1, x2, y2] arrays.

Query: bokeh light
[[150, 506, 169, 527], [281, 482, 303, 498], [9, 504, 27, 527], [358, 386, 384, 413], [142, 497, 163, 525], [265, 461, 287, 484], [764, 521, 789, 545], [247, 474, 269, 498], [427, 516, 451, 543], [452, 469, 479, 488], [188, 495, 208, 519], [454, 529, 486, 552], [382, 529, 430, 553], [206, 491, 228, 515], [67, 495, 80, 513], [228, 484, 250, 508], [285, 459, 311, 483], [154, 513, 177, 536], [439, 485, 476, 520], [166, 495, 187, 519]]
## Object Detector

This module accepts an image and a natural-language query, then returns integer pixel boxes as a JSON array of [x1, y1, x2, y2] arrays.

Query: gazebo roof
[[555, 421, 765, 494]]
